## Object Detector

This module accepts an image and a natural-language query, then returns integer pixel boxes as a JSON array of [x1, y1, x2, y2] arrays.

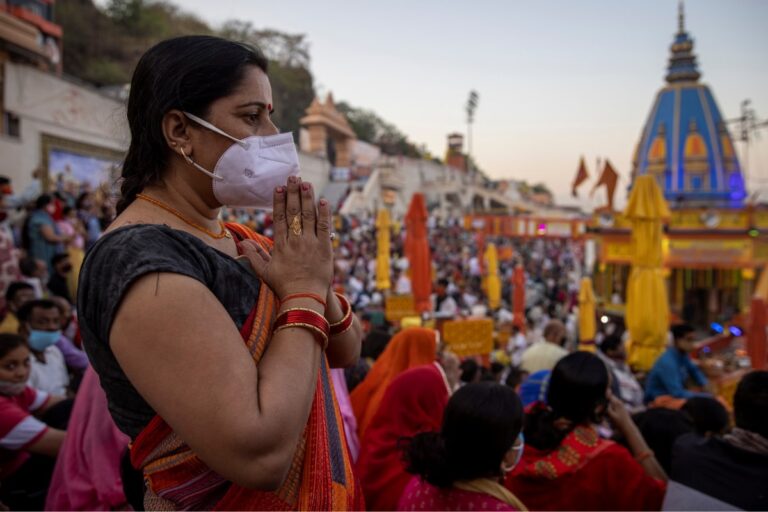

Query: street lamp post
[[466, 90, 479, 182]]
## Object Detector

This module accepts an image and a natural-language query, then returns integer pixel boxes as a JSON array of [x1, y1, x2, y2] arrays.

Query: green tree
[[335, 101, 423, 157]]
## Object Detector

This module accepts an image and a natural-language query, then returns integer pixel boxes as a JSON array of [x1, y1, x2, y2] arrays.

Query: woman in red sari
[[78, 36, 363, 510], [505, 352, 667, 511], [398, 382, 528, 511], [356, 354, 458, 510], [351, 327, 439, 437]]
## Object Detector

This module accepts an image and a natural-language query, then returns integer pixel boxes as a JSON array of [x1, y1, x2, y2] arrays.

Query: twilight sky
[[172, 0, 768, 208]]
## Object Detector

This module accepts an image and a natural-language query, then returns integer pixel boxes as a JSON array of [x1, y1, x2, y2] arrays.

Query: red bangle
[[330, 293, 353, 337], [280, 293, 327, 310], [274, 308, 329, 350]]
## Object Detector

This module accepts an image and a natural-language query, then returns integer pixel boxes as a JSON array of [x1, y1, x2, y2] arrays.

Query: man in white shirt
[[432, 278, 458, 318], [520, 320, 569, 373], [18, 299, 69, 396], [394, 270, 412, 295], [507, 325, 529, 367]]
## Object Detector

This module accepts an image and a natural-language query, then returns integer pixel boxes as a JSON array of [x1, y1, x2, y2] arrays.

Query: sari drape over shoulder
[[357, 363, 450, 510], [505, 422, 666, 511], [128, 224, 363, 511], [350, 327, 438, 438]]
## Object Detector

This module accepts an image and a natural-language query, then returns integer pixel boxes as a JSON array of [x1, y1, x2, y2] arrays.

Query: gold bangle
[[274, 322, 329, 350], [330, 293, 352, 328], [332, 320, 354, 338]]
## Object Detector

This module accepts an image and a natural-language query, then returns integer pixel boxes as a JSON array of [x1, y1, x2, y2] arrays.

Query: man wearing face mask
[[520, 319, 569, 374], [17, 299, 70, 397], [47, 254, 73, 304]]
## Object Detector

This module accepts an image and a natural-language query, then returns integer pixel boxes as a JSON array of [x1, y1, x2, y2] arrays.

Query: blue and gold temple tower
[[591, 3, 768, 331], [631, 3, 746, 206]]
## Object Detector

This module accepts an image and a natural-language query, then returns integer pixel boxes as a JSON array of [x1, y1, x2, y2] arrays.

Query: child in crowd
[[0, 333, 66, 510]]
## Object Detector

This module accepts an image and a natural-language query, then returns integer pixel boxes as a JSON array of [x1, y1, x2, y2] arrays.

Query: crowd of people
[[0, 34, 766, 511], [1, 166, 766, 510]]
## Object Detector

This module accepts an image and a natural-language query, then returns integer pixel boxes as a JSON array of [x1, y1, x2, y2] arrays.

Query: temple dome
[[631, 2, 746, 206]]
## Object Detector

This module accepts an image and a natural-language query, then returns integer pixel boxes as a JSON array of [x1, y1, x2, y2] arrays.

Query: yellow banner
[[603, 239, 633, 263], [442, 319, 494, 357], [667, 238, 752, 267], [385, 295, 416, 322]]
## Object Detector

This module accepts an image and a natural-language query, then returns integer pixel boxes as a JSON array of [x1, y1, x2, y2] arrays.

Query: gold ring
[[290, 215, 302, 236]]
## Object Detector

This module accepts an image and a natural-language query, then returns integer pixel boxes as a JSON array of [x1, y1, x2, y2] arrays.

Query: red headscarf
[[350, 327, 438, 437], [356, 363, 451, 511]]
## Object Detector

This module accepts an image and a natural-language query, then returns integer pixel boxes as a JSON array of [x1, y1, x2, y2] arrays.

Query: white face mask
[[182, 112, 300, 209]]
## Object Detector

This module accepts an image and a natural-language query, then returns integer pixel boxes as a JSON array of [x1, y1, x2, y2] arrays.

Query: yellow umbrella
[[578, 277, 597, 352], [375, 208, 391, 290], [625, 175, 671, 371], [484, 243, 501, 310]]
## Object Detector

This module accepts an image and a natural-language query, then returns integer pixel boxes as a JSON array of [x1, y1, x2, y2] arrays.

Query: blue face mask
[[27, 329, 61, 352], [511, 432, 525, 467]]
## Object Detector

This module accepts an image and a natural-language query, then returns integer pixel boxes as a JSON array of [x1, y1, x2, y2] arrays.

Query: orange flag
[[571, 156, 589, 197], [591, 160, 619, 210]]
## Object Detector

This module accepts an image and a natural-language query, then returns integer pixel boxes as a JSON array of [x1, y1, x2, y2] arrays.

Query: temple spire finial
[[678, 0, 685, 33]]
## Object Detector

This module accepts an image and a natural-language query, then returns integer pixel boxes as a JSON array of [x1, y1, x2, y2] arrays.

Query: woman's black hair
[[116, 35, 269, 214], [524, 351, 610, 451], [733, 370, 768, 439], [0, 333, 29, 359], [631, 408, 693, 472], [403, 382, 523, 488], [681, 396, 729, 436]]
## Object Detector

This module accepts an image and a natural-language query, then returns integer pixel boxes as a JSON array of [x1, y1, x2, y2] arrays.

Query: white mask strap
[[183, 112, 248, 148], [179, 148, 224, 181]]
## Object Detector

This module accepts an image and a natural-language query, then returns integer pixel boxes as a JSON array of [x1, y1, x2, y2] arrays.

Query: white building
[[1, 61, 128, 194]]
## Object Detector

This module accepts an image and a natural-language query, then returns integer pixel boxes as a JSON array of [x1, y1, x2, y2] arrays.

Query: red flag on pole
[[591, 160, 619, 210], [572, 156, 589, 197]]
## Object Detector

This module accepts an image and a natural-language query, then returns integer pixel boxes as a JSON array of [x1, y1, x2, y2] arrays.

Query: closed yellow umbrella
[[625, 175, 671, 371], [578, 277, 597, 352], [484, 243, 501, 310], [375, 208, 391, 290]]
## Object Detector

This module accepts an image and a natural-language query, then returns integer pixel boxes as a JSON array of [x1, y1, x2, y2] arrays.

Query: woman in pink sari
[[398, 382, 528, 511], [45, 367, 131, 510]]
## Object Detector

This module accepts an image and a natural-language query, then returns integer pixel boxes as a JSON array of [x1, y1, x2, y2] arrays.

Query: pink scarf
[[331, 368, 360, 462], [45, 368, 131, 511]]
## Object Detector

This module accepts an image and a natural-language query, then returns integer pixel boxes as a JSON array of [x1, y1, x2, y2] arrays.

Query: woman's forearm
[[324, 290, 362, 368], [621, 420, 668, 481]]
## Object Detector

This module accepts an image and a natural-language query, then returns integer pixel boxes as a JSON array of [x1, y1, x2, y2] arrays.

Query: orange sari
[[350, 327, 438, 437], [129, 224, 363, 510]]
